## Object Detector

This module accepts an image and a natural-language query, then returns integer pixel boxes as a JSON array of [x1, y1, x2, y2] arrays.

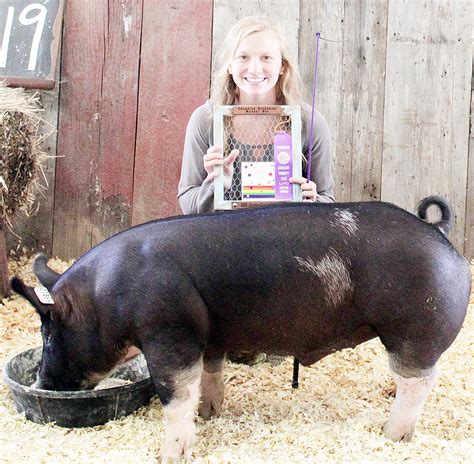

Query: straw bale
[[0, 258, 472, 463], [0, 83, 51, 227]]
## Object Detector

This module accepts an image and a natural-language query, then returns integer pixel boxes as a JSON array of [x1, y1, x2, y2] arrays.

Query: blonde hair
[[211, 16, 302, 105]]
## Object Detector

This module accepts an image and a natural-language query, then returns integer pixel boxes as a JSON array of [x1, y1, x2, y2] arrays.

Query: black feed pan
[[3, 347, 155, 428]]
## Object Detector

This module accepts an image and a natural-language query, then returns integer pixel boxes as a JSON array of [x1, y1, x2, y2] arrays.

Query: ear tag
[[34, 286, 55, 305]]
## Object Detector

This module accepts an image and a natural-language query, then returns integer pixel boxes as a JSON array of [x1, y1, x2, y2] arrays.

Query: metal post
[[292, 357, 300, 389]]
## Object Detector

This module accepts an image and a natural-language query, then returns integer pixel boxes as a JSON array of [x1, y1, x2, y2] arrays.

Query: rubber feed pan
[[3, 347, 155, 428]]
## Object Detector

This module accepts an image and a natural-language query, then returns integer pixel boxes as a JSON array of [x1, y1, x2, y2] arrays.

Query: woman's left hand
[[289, 177, 317, 202]]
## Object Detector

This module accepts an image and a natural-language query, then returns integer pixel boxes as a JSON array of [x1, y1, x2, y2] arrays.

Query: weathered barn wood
[[3, 0, 472, 260], [381, 0, 472, 250], [338, 1, 388, 202], [300, 1, 346, 198], [300, 1, 388, 203], [132, 0, 213, 226], [466, 69, 473, 258], [52, 1, 108, 259], [52, 1, 143, 259], [89, 0, 142, 248]]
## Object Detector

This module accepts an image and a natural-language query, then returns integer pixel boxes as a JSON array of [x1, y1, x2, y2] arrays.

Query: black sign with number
[[0, 0, 64, 89]]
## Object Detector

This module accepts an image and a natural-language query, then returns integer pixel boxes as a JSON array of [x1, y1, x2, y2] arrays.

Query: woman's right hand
[[203, 146, 239, 191]]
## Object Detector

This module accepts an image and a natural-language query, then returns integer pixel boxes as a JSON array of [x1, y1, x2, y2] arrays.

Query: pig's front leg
[[142, 338, 203, 463], [162, 363, 202, 463], [199, 352, 225, 420]]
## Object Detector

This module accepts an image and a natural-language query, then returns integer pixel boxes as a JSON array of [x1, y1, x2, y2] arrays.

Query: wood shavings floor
[[1, 257, 473, 463]]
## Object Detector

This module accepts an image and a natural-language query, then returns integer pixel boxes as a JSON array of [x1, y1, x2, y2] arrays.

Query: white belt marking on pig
[[162, 358, 202, 461], [331, 209, 358, 236], [295, 248, 352, 307]]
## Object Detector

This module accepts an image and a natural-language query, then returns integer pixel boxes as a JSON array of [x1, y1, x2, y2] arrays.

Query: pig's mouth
[[30, 371, 110, 391], [30, 348, 134, 391], [31, 375, 81, 391]]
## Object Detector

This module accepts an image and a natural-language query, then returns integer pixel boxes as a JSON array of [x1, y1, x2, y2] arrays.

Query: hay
[[0, 83, 50, 227], [0, 257, 472, 463]]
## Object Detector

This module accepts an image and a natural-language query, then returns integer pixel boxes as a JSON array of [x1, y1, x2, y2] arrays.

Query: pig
[[11, 196, 471, 462]]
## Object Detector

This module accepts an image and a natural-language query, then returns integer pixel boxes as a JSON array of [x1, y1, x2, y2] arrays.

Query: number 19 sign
[[0, 0, 64, 89]]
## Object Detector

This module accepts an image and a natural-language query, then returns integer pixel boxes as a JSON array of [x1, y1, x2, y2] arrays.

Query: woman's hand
[[203, 146, 239, 191], [289, 177, 317, 202]]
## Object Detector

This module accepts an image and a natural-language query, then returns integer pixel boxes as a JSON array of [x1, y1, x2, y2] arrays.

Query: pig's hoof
[[383, 421, 415, 442], [161, 455, 180, 464], [161, 441, 194, 463], [198, 395, 223, 420], [199, 371, 224, 420], [161, 421, 195, 463]]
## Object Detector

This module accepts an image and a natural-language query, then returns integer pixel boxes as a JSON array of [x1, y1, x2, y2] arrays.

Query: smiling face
[[229, 30, 284, 105]]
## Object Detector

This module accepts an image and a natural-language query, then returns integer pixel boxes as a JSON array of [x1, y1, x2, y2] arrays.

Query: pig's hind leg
[[383, 357, 438, 442], [376, 268, 468, 442]]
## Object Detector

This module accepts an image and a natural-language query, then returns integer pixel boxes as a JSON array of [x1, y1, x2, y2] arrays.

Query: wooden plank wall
[[300, 1, 389, 203], [53, 0, 212, 258], [52, 1, 108, 258], [133, 0, 213, 225], [466, 60, 474, 258], [6, 0, 473, 260], [381, 0, 471, 250]]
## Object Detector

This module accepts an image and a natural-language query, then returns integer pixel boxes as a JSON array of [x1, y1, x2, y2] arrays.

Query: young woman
[[178, 16, 334, 213]]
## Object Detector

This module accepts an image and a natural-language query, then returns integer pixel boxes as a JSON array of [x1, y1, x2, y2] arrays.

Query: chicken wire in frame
[[213, 105, 302, 210]]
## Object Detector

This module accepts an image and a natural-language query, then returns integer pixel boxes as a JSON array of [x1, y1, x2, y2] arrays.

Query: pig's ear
[[33, 253, 61, 291], [10, 277, 55, 318]]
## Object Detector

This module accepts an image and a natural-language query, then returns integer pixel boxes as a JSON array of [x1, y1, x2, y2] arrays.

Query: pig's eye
[[45, 333, 52, 344]]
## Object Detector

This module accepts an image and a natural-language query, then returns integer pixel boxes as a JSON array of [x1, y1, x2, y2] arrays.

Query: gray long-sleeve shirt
[[177, 100, 335, 214]]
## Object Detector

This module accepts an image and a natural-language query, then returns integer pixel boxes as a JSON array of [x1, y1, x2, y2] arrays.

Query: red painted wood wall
[[52, 0, 212, 259]]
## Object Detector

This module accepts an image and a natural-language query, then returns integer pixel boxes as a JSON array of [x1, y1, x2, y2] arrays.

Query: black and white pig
[[11, 196, 471, 462]]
